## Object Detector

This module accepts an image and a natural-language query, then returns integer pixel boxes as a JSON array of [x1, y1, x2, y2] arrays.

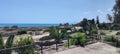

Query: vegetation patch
[[15, 36, 34, 54], [116, 32, 120, 35], [104, 36, 120, 47], [39, 36, 53, 41], [104, 36, 117, 42], [64, 33, 90, 47], [100, 32, 106, 35], [89, 29, 98, 35], [109, 30, 112, 32], [17, 30, 27, 35]]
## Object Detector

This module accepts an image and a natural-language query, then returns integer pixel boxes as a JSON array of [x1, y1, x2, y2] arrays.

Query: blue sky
[[0, 0, 115, 24]]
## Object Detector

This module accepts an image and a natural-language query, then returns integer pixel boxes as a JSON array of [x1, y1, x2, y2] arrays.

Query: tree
[[96, 16, 100, 25], [49, 26, 64, 51], [64, 23, 69, 26], [80, 18, 88, 32], [96, 16, 100, 29], [107, 14, 113, 23], [91, 18, 95, 25], [79, 18, 98, 35], [107, 14, 113, 30], [113, 0, 120, 24], [61, 28, 70, 48]]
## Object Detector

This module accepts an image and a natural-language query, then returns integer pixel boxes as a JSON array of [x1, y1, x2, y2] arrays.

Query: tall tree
[[91, 18, 95, 25], [113, 0, 120, 24], [107, 14, 113, 23], [96, 16, 100, 29], [96, 16, 100, 25], [80, 18, 88, 32], [107, 14, 113, 30]]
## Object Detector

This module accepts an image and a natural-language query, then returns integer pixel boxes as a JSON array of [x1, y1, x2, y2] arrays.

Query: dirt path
[[54, 42, 119, 54], [32, 33, 49, 42], [107, 31, 118, 35]]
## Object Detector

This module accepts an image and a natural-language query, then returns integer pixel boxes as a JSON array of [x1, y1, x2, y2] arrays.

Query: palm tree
[[49, 26, 64, 51], [61, 28, 70, 48]]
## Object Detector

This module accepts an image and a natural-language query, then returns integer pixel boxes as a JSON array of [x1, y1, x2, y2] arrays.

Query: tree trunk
[[40, 46, 43, 54], [55, 40, 58, 51], [67, 37, 69, 48]]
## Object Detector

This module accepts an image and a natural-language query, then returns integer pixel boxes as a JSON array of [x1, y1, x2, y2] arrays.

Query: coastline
[[0, 24, 59, 27]]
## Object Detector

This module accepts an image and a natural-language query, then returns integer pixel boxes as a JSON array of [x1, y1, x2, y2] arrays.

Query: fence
[[0, 41, 58, 54], [0, 40, 74, 54], [0, 35, 119, 54]]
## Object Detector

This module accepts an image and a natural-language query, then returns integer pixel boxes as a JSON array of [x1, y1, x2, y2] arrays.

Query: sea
[[0, 24, 59, 27]]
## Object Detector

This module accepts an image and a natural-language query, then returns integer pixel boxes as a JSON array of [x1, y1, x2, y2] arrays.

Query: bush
[[109, 30, 112, 32], [100, 32, 106, 35], [116, 40, 120, 47], [65, 33, 90, 47], [116, 32, 120, 35], [89, 29, 98, 35], [104, 36, 120, 47], [39, 36, 53, 41], [17, 30, 27, 35], [104, 36, 118, 42], [111, 24, 120, 30], [15, 37, 34, 54]]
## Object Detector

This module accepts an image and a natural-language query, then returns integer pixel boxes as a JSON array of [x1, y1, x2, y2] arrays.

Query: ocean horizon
[[0, 24, 59, 27]]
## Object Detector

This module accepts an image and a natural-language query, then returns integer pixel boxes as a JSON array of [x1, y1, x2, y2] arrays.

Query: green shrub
[[64, 39, 76, 47], [15, 37, 34, 54], [111, 24, 120, 30], [104, 36, 117, 42], [116, 40, 120, 47], [89, 29, 98, 35], [100, 32, 106, 35], [39, 36, 53, 41], [17, 30, 27, 35], [0, 35, 15, 54], [104, 36, 120, 47], [65, 33, 89, 47], [109, 30, 112, 32], [116, 32, 120, 35]]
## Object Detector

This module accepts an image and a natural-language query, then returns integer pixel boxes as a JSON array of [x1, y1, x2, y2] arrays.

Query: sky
[[0, 0, 115, 24]]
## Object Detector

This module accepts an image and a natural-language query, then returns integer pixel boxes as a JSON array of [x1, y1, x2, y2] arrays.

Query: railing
[[0, 35, 119, 54], [0, 40, 75, 54]]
